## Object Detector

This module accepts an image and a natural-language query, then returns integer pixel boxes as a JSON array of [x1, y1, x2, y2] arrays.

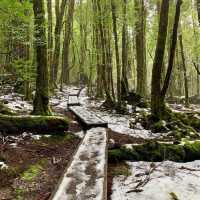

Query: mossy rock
[[108, 141, 200, 163], [0, 103, 13, 115], [0, 115, 69, 134], [151, 120, 169, 132]]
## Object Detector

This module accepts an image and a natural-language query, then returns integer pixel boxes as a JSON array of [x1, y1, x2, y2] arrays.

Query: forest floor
[[0, 85, 200, 200]]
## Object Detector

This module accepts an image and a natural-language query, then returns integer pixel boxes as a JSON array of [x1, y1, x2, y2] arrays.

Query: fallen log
[[0, 115, 69, 134], [108, 141, 200, 162]]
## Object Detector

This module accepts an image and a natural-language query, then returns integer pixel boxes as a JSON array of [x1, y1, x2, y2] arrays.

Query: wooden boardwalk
[[51, 127, 107, 200], [68, 95, 80, 107], [51, 88, 108, 199], [69, 106, 108, 129]]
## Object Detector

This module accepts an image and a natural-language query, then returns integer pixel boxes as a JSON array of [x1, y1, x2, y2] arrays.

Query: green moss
[[0, 115, 69, 134], [184, 141, 200, 161], [109, 140, 200, 162], [109, 141, 187, 162], [15, 188, 25, 200], [169, 192, 179, 200], [151, 120, 168, 132], [0, 103, 13, 115], [111, 163, 131, 177], [21, 163, 43, 181]]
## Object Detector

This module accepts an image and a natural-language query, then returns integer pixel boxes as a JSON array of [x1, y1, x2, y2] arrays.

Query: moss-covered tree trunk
[[151, 0, 169, 118], [111, 0, 121, 107], [61, 0, 75, 87], [32, 0, 51, 116], [47, 0, 53, 70], [50, 0, 67, 87], [135, 0, 147, 98], [179, 33, 189, 107], [151, 0, 182, 119]]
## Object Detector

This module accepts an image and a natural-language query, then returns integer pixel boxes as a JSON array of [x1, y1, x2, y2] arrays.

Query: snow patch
[[111, 160, 200, 200]]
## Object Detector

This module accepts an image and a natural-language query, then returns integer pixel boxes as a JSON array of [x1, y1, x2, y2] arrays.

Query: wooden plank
[[69, 106, 108, 129], [51, 127, 108, 200], [67, 95, 80, 106]]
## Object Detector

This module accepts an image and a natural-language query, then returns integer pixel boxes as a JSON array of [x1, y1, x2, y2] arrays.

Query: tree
[[50, 0, 67, 87], [47, 0, 53, 69], [121, 0, 129, 98], [179, 33, 189, 107], [32, 0, 51, 115], [61, 0, 75, 87], [151, 0, 170, 118], [111, 0, 121, 106], [135, 0, 147, 97], [151, 0, 182, 118]]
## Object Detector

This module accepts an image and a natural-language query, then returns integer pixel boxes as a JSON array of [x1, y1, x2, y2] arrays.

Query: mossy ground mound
[[130, 108, 200, 140], [109, 141, 200, 163], [0, 115, 69, 134]]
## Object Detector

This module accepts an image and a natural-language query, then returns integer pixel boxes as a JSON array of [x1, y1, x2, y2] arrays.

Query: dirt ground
[[0, 133, 80, 200]]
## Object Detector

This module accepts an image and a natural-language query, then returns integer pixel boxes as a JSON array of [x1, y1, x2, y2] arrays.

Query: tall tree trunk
[[50, 0, 67, 87], [179, 34, 189, 107], [92, 0, 104, 98], [32, 0, 51, 115], [196, 0, 200, 25], [135, 0, 147, 97], [161, 0, 182, 97], [151, 0, 169, 118], [96, 0, 113, 103], [47, 0, 53, 70], [121, 0, 129, 98], [61, 0, 75, 87], [111, 0, 121, 106]]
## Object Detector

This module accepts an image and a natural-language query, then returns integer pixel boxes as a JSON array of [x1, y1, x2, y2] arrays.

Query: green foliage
[[12, 59, 35, 82]]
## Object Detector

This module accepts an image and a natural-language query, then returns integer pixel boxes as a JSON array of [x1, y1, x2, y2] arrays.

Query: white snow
[[0, 161, 8, 170], [52, 127, 107, 200], [111, 160, 200, 200], [0, 93, 32, 112], [73, 131, 85, 139]]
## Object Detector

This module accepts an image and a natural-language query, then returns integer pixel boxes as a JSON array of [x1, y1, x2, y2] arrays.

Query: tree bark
[[111, 0, 121, 106], [121, 0, 129, 98], [50, 0, 67, 86], [151, 0, 170, 118], [196, 0, 200, 25], [179, 34, 189, 107], [161, 0, 182, 97], [135, 0, 147, 97], [47, 0, 53, 70], [61, 0, 75, 87], [32, 0, 51, 115]]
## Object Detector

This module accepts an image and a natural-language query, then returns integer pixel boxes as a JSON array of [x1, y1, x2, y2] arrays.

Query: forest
[[0, 0, 200, 199]]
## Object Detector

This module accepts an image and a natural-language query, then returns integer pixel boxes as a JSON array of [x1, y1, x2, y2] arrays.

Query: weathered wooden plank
[[51, 127, 108, 200], [69, 106, 108, 129], [67, 95, 80, 107]]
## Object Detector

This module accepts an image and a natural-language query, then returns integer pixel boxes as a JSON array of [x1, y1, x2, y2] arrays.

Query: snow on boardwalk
[[68, 95, 80, 106], [69, 106, 108, 129], [51, 127, 107, 200]]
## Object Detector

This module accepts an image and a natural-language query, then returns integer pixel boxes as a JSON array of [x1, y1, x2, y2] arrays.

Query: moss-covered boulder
[[0, 115, 69, 134]]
